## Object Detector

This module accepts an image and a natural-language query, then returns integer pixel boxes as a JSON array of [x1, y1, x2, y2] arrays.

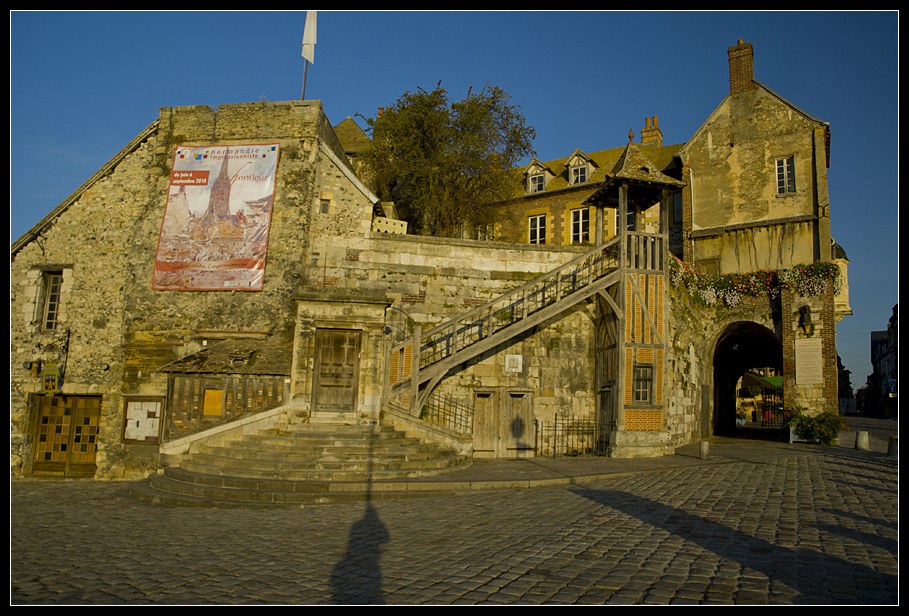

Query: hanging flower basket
[[669, 256, 841, 308]]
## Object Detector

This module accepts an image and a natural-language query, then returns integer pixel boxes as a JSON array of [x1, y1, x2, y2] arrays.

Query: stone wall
[[681, 86, 830, 274], [781, 287, 840, 414], [10, 101, 373, 479], [303, 232, 597, 426]]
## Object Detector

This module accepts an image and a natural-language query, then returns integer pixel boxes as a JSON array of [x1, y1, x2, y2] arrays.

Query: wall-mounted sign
[[504, 354, 523, 373], [153, 144, 280, 291], [41, 361, 60, 396], [795, 338, 824, 385], [122, 398, 163, 444]]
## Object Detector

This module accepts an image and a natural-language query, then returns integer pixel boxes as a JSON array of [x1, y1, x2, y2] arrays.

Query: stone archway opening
[[712, 321, 783, 437]]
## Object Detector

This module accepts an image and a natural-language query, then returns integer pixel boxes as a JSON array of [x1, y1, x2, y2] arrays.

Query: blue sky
[[9, 10, 898, 390]]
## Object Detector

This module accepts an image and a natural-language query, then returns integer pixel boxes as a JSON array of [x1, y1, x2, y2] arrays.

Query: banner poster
[[153, 144, 280, 291]]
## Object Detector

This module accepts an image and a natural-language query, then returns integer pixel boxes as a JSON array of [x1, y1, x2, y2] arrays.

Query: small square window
[[528, 174, 545, 193], [633, 365, 653, 404], [320, 199, 331, 214], [571, 165, 588, 185]]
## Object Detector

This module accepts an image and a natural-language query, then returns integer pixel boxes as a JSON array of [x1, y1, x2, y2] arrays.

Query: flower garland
[[669, 256, 841, 308]]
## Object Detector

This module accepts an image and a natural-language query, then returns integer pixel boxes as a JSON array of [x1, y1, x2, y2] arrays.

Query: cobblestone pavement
[[11, 435, 898, 606]]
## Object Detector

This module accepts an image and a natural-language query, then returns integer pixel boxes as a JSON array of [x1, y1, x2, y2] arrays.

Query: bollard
[[888, 435, 898, 458], [699, 441, 709, 460], [855, 430, 870, 451]]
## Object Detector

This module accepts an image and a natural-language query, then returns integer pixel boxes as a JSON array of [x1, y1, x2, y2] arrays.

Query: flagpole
[[301, 60, 309, 100]]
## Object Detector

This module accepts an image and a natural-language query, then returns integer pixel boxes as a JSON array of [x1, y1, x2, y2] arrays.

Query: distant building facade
[[860, 304, 898, 418]]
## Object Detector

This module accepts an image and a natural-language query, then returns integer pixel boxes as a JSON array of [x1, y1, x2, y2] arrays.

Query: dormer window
[[524, 159, 553, 195], [565, 149, 595, 186], [570, 164, 588, 185], [528, 173, 545, 193]]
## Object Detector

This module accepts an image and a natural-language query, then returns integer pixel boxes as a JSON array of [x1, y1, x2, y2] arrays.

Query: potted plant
[[783, 407, 845, 445]]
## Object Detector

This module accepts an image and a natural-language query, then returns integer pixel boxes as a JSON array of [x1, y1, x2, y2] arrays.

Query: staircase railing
[[387, 237, 624, 408], [625, 231, 665, 271]]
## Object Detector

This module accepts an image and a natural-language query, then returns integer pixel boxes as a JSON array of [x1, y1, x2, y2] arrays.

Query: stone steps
[[130, 421, 471, 508]]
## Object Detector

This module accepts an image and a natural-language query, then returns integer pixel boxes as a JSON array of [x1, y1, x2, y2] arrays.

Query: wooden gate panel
[[472, 391, 497, 458], [32, 395, 100, 477], [503, 391, 534, 458]]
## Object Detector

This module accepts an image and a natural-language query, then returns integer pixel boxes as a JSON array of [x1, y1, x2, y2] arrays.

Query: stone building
[[863, 304, 898, 418], [10, 40, 848, 487]]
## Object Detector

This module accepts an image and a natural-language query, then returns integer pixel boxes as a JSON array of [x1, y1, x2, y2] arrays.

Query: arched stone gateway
[[713, 322, 782, 436]]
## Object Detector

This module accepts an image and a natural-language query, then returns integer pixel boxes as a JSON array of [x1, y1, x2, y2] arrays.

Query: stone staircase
[[129, 421, 471, 508]]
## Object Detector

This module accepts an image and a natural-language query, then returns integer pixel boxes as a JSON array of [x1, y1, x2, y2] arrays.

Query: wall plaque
[[504, 354, 523, 373], [795, 338, 824, 385]]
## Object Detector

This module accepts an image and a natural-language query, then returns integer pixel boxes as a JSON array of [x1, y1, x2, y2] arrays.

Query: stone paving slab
[[11, 426, 898, 605]]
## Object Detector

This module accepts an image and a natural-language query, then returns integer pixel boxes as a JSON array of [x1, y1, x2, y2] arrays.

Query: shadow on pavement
[[329, 502, 389, 605], [569, 485, 897, 604], [329, 425, 390, 605]]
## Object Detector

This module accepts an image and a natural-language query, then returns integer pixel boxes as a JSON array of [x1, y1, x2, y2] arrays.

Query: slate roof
[[157, 336, 293, 376], [514, 140, 684, 198], [832, 241, 848, 261], [607, 140, 686, 187]]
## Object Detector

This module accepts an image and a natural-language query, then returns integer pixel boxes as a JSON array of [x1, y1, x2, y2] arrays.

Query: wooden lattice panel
[[402, 344, 413, 378], [389, 350, 400, 385]]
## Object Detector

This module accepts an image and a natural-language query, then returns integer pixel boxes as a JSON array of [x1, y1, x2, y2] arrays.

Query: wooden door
[[472, 390, 497, 458], [312, 329, 362, 412], [502, 391, 534, 458], [473, 390, 535, 458], [32, 395, 101, 477]]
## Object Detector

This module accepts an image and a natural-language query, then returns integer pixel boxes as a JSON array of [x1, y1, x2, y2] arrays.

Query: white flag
[[301, 11, 317, 64]]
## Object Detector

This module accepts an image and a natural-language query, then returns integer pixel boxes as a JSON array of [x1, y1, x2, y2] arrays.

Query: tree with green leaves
[[359, 84, 535, 237]]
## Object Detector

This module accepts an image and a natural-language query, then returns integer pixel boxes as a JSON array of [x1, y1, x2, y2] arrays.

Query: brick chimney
[[728, 39, 757, 95], [640, 115, 663, 147]]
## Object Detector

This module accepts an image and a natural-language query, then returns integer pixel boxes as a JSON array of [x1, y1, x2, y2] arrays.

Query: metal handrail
[[387, 231, 665, 403], [389, 237, 621, 371]]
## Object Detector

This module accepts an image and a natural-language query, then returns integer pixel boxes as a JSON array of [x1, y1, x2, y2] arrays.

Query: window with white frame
[[528, 173, 545, 193], [570, 208, 590, 244], [776, 156, 796, 194], [40, 271, 63, 331], [570, 164, 588, 185], [633, 364, 654, 404], [529, 214, 547, 245]]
